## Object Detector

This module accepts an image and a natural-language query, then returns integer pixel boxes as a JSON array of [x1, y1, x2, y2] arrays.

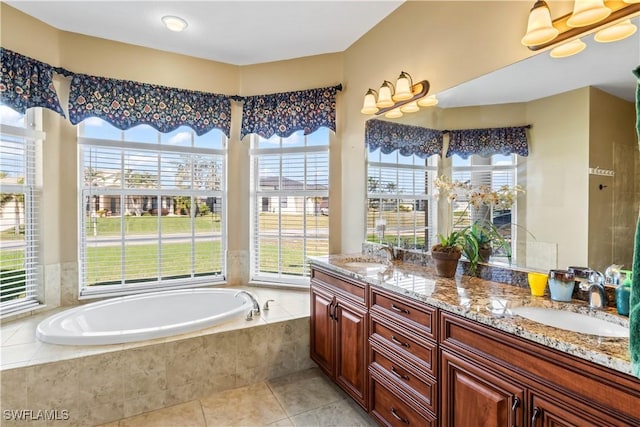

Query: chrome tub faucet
[[235, 290, 260, 320]]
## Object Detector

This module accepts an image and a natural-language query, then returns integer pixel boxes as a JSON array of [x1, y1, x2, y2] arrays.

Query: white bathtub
[[36, 288, 255, 345]]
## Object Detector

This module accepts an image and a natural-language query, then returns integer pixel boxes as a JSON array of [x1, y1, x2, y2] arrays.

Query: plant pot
[[431, 250, 462, 278], [478, 247, 492, 263]]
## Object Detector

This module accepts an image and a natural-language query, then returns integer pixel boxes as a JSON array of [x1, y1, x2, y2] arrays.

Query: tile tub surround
[[310, 254, 633, 375], [0, 286, 313, 427]]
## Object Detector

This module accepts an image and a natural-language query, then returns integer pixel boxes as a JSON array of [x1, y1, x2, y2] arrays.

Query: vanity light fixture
[[360, 71, 435, 118], [161, 15, 188, 32], [521, 0, 640, 58]]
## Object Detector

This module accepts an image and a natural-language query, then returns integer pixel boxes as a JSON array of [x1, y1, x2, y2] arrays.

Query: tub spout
[[235, 290, 260, 317]]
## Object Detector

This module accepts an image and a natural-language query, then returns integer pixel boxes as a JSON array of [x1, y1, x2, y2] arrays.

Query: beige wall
[[2, 1, 559, 307], [588, 88, 637, 272]]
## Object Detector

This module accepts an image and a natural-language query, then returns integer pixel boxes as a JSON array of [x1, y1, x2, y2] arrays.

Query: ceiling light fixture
[[161, 15, 188, 32], [521, 0, 640, 58], [360, 72, 436, 118]]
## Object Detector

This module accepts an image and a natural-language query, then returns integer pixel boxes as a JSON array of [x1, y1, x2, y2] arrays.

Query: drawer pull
[[390, 304, 410, 315], [390, 407, 409, 424], [391, 335, 410, 348], [511, 396, 520, 427], [390, 365, 410, 381], [531, 407, 541, 426]]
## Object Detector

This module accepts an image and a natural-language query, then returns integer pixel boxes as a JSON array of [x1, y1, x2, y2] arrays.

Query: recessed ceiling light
[[161, 15, 188, 32]]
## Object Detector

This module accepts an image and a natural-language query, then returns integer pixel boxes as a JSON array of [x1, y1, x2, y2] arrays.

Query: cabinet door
[[441, 350, 524, 427], [335, 296, 368, 408], [530, 393, 615, 427], [310, 285, 335, 377]]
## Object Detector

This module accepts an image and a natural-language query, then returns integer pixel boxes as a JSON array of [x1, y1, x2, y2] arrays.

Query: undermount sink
[[343, 261, 389, 272], [510, 306, 629, 338]]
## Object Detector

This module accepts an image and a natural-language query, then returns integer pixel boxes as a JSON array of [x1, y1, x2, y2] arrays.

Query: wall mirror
[[365, 22, 639, 273]]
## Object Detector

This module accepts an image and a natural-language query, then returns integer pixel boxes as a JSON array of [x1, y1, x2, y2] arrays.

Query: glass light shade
[[360, 90, 379, 114], [549, 38, 586, 58], [161, 15, 188, 32], [566, 0, 611, 27], [623, 0, 640, 3], [376, 82, 395, 108], [400, 101, 419, 113], [393, 72, 413, 101], [594, 20, 637, 42], [521, 1, 559, 46], [417, 95, 439, 107], [385, 108, 403, 119]]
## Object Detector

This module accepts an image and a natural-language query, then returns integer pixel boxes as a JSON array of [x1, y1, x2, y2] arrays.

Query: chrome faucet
[[235, 290, 260, 320], [381, 243, 398, 262], [588, 271, 606, 309]]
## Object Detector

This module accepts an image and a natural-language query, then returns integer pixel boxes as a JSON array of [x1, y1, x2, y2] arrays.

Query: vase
[[431, 250, 461, 278]]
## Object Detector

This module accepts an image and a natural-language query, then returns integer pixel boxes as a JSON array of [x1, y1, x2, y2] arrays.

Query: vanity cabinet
[[310, 267, 368, 409], [440, 311, 640, 427], [368, 287, 439, 425]]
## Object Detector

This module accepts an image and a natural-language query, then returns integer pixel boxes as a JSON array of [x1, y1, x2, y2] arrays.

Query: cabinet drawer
[[370, 374, 436, 427], [312, 268, 366, 305], [370, 287, 436, 340], [370, 344, 436, 413], [370, 315, 437, 377]]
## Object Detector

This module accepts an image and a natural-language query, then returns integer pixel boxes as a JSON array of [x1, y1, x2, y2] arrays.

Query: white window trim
[[77, 124, 227, 298]]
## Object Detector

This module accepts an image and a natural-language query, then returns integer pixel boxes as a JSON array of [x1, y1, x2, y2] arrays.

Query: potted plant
[[431, 229, 467, 278], [463, 221, 512, 274]]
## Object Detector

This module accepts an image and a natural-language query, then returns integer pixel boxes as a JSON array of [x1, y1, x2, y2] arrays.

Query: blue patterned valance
[[239, 85, 339, 139], [68, 74, 231, 136], [0, 48, 65, 117], [446, 126, 529, 158], [365, 119, 443, 159]]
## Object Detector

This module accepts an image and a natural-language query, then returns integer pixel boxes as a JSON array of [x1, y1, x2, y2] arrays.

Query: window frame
[[77, 121, 228, 298], [0, 107, 44, 317], [366, 149, 439, 251], [249, 131, 330, 287]]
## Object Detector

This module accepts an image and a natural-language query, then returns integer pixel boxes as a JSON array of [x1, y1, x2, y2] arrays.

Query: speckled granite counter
[[309, 254, 634, 376]]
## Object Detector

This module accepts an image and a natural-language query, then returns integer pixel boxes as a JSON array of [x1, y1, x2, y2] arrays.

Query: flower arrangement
[[432, 175, 525, 274]]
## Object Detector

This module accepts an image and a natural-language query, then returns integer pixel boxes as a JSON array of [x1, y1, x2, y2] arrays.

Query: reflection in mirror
[[365, 23, 640, 273]]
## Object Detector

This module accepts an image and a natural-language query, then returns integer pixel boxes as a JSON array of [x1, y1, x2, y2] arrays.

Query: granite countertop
[[309, 254, 634, 376]]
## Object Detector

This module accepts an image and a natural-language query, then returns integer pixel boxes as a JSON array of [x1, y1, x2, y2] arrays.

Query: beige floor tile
[[200, 382, 287, 426], [289, 399, 375, 427], [119, 400, 205, 427], [93, 422, 119, 427], [267, 369, 346, 417]]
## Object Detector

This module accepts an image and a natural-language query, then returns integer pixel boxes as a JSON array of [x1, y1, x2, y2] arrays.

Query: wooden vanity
[[310, 261, 640, 426]]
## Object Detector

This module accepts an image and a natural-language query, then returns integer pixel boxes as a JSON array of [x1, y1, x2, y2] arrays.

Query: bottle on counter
[[616, 270, 632, 316]]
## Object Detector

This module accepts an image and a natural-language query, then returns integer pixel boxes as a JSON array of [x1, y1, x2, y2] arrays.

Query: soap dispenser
[[616, 270, 632, 316]]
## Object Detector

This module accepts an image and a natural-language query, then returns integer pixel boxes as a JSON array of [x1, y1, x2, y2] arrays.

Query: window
[[0, 106, 42, 315], [367, 150, 438, 251], [250, 128, 329, 285], [451, 154, 519, 261], [79, 119, 226, 296]]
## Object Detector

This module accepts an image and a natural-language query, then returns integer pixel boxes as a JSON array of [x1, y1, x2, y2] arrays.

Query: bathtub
[[36, 288, 255, 345]]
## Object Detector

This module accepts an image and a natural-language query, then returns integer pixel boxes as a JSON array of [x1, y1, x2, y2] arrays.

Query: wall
[[525, 88, 591, 270], [1, 1, 544, 308], [588, 88, 637, 272]]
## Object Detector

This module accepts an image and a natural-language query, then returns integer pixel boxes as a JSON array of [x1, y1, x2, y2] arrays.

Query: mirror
[[366, 23, 640, 273]]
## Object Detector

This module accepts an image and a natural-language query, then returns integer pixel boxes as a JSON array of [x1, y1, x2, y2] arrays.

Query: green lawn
[[84, 214, 222, 236]]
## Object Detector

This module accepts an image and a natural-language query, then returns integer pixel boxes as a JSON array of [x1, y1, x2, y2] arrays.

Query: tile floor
[[96, 368, 376, 427]]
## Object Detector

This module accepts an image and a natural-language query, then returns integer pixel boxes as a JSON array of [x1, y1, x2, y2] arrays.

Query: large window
[[79, 119, 226, 296], [367, 150, 438, 251], [451, 154, 519, 261], [0, 106, 42, 315], [250, 128, 329, 285]]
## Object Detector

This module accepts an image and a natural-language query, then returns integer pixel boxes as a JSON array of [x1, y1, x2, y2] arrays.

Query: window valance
[[68, 74, 231, 136], [239, 85, 340, 139], [0, 48, 65, 117], [446, 126, 529, 158], [365, 119, 443, 159]]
